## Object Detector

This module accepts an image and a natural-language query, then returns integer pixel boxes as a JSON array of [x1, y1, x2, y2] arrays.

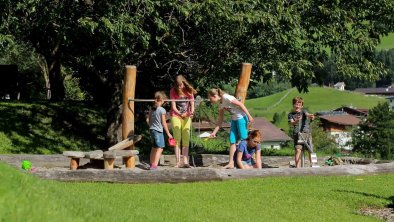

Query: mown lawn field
[[377, 33, 394, 50], [0, 162, 393, 222]]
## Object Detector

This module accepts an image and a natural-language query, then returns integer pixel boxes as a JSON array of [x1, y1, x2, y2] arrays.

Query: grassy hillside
[[245, 87, 386, 130], [377, 33, 394, 50], [0, 101, 106, 154]]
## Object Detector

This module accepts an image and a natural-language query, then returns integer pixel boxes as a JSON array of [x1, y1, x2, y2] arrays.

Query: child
[[146, 91, 173, 170], [288, 96, 315, 168], [170, 75, 197, 168], [234, 130, 262, 169], [208, 88, 254, 169]]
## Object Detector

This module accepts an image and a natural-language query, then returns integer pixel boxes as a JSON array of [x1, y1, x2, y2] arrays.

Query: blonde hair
[[153, 91, 167, 107], [173, 75, 197, 96], [292, 96, 304, 105], [248, 130, 262, 141], [208, 88, 225, 98]]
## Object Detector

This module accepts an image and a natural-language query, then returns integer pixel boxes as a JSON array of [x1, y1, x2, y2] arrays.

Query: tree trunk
[[38, 55, 51, 100], [47, 57, 64, 101]]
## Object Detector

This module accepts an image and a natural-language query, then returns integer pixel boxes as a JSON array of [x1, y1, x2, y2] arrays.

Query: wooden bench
[[63, 135, 142, 170], [63, 149, 139, 170]]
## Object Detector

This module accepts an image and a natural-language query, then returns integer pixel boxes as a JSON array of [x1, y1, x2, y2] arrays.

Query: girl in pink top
[[170, 75, 197, 168]]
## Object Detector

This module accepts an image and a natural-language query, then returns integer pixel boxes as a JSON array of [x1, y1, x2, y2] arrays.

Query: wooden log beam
[[31, 162, 394, 184], [108, 135, 142, 151], [234, 63, 252, 104]]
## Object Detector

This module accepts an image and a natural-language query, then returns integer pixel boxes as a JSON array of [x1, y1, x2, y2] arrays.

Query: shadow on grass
[[0, 100, 106, 154], [335, 190, 394, 209]]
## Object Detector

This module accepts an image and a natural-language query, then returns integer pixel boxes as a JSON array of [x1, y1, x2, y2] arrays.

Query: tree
[[1, 0, 393, 145], [352, 102, 394, 159]]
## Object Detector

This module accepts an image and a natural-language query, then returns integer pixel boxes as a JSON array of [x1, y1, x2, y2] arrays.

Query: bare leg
[[295, 145, 302, 168], [182, 146, 190, 167], [149, 147, 155, 166], [174, 146, 181, 167], [223, 143, 236, 169], [152, 148, 163, 167]]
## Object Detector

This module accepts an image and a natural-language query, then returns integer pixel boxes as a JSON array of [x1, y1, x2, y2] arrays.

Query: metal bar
[[128, 97, 208, 102]]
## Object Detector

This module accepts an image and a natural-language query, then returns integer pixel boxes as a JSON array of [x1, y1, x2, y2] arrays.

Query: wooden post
[[122, 65, 136, 168], [70, 158, 79, 170], [234, 63, 252, 104]]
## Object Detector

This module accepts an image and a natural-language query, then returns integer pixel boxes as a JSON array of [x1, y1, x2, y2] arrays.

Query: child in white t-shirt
[[208, 88, 254, 169]]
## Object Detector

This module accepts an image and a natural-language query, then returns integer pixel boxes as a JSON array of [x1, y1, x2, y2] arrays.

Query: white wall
[[329, 132, 353, 150], [262, 142, 282, 150]]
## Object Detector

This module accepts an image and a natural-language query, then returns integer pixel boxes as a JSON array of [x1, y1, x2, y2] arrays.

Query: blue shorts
[[229, 116, 249, 144], [150, 129, 165, 148]]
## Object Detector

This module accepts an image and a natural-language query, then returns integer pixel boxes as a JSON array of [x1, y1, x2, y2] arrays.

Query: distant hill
[[245, 87, 386, 131], [377, 33, 394, 50]]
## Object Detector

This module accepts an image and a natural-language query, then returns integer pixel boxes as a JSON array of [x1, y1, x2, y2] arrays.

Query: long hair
[[173, 75, 197, 96], [207, 88, 225, 98]]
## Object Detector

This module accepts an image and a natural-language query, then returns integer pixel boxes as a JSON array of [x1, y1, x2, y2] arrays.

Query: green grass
[[245, 87, 385, 130], [377, 33, 394, 50], [0, 101, 106, 154], [0, 162, 393, 221]]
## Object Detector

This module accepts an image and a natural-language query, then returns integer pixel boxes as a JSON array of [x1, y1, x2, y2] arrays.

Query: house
[[317, 112, 361, 150], [333, 82, 346, 91], [386, 96, 394, 110], [354, 85, 394, 96], [333, 106, 368, 117], [251, 117, 292, 149]]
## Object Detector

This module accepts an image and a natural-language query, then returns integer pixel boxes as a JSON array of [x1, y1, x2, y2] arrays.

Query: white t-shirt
[[220, 94, 245, 120]]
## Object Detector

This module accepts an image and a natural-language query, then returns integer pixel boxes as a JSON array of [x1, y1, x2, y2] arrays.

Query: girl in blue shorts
[[146, 91, 173, 170], [208, 88, 254, 169]]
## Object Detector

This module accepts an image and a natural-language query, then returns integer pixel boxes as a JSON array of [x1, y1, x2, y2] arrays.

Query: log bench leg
[[104, 158, 115, 170], [70, 158, 80, 170], [124, 156, 135, 169]]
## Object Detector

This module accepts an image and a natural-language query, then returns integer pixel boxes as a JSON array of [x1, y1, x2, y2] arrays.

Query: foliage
[[1, 0, 394, 144], [62, 66, 91, 101], [262, 147, 294, 156], [272, 111, 286, 126], [316, 48, 394, 90], [248, 79, 292, 99], [375, 48, 394, 87], [311, 119, 339, 154], [1, 161, 394, 221], [192, 131, 230, 154], [0, 38, 46, 99], [352, 102, 394, 160]]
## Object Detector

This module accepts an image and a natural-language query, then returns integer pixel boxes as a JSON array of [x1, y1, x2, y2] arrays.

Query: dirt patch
[[360, 207, 394, 222]]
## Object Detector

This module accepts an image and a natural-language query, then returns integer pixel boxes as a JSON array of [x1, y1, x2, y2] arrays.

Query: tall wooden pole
[[234, 63, 252, 104], [122, 65, 136, 168]]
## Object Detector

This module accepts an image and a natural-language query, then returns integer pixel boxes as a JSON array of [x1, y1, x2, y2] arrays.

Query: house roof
[[354, 86, 394, 95], [334, 82, 345, 87], [333, 106, 368, 116], [319, 114, 361, 126], [251, 117, 292, 142]]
